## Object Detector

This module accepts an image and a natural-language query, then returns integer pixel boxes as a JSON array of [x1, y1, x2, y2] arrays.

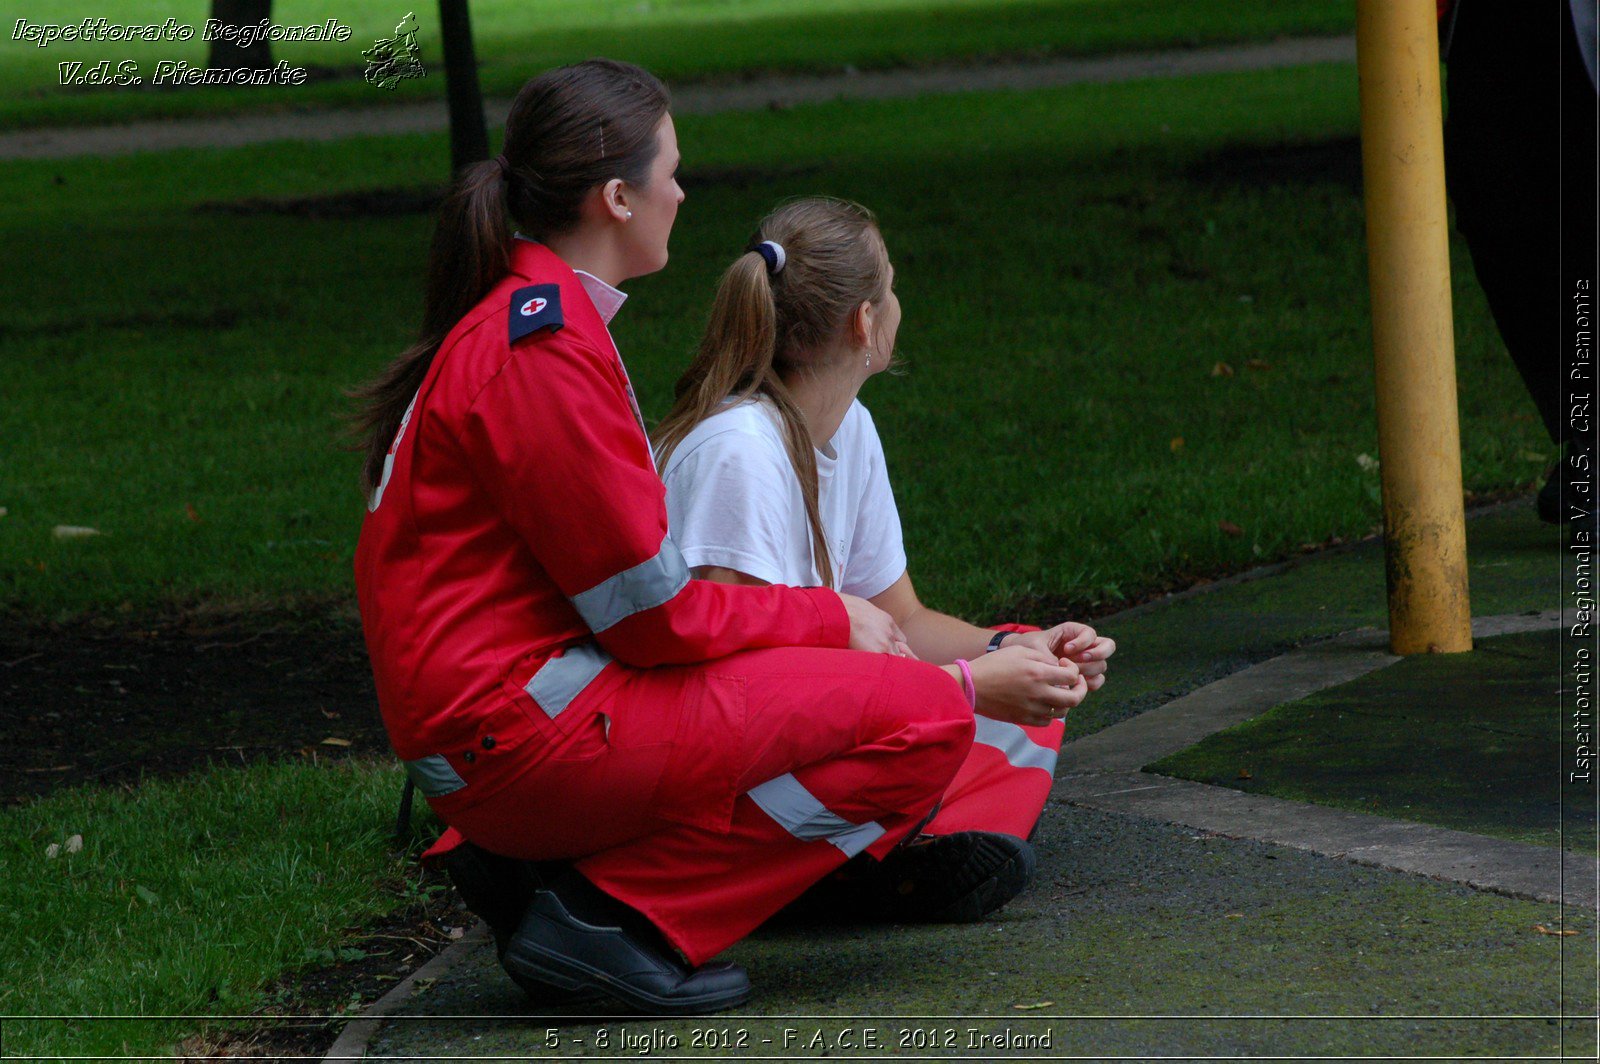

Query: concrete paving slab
[[1054, 770, 1597, 908], [1056, 609, 1591, 906]]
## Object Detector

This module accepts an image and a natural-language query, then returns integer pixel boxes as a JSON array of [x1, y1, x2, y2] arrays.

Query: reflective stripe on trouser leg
[[973, 715, 1059, 774], [574, 652, 973, 967], [577, 787, 937, 967], [746, 773, 886, 857], [924, 716, 1064, 839]]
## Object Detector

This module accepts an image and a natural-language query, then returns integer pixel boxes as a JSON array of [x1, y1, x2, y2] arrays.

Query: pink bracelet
[[954, 658, 976, 709]]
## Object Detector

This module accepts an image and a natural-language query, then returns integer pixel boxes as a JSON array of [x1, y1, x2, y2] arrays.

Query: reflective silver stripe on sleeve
[[525, 640, 613, 720], [747, 773, 886, 857], [403, 754, 467, 798], [569, 537, 691, 633], [973, 715, 1060, 774]]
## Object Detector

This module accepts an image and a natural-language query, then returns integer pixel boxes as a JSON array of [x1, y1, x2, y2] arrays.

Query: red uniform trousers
[[922, 624, 1065, 840], [434, 647, 973, 967]]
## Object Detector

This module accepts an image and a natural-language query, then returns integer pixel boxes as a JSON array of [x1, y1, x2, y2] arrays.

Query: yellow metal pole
[[1355, 0, 1473, 655]]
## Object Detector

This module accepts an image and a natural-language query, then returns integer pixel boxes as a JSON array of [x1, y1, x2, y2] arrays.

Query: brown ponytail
[[654, 198, 892, 589], [352, 59, 669, 493]]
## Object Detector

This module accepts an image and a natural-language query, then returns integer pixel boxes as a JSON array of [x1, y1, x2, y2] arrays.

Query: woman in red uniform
[[352, 60, 1083, 1014]]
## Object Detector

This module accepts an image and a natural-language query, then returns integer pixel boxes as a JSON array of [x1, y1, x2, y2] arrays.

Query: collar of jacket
[[510, 238, 628, 325]]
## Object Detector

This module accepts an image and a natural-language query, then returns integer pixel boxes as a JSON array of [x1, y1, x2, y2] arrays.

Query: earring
[[624, 210, 633, 220], [865, 351, 872, 370]]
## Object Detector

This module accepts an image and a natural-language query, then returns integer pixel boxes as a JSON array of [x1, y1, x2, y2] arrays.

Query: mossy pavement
[[359, 501, 1596, 1061], [1152, 626, 1588, 853]]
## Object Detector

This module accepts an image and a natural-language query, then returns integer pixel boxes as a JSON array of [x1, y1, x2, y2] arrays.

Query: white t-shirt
[[660, 397, 907, 597]]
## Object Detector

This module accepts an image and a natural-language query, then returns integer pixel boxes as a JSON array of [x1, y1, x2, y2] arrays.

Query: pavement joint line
[[1054, 769, 1598, 909], [1054, 609, 1587, 908], [0, 34, 1356, 161], [1084, 782, 1175, 798], [1064, 609, 1566, 775], [321, 921, 490, 1062]]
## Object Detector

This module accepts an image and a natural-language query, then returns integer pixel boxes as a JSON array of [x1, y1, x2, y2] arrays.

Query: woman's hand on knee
[[840, 593, 912, 655], [968, 646, 1086, 727]]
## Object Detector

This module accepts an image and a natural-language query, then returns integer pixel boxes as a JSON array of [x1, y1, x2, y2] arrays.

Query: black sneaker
[[789, 831, 1036, 925], [501, 878, 751, 1015]]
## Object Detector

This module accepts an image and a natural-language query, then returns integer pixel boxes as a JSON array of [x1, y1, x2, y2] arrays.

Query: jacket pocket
[[502, 640, 615, 741]]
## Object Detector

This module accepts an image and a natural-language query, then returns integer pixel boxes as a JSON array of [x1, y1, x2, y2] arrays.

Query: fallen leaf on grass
[[53, 525, 100, 540], [45, 843, 60, 859], [1226, 913, 1244, 919], [1245, 358, 1272, 371], [447, 926, 465, 940], [185, 503, 202, 523], [0, 507, 8, 518], [135, 885, 160, 906], [65, 834, 82, 853], [1210, 361, 1235, 377], [1533, 925, 1579, 936], [1218, 520, 1244, 537], [1170, 436, 1185, 453], [1355, 453, 1380, 473], [1237, 769, 1253, 780], [320, 737, 353, 748], [1012, 1001, 1054, 1010]]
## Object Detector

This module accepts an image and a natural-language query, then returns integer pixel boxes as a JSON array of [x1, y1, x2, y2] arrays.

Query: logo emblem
[[520, 297, 547, 317]]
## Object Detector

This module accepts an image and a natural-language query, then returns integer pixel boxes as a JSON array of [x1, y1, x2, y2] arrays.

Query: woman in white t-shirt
[[653, 198, 1115, 917]]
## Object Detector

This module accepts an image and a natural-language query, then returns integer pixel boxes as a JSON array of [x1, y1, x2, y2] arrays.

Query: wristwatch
[[985, 631, 1009, 654]]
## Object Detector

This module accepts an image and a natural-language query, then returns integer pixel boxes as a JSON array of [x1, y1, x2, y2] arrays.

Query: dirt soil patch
[[0, 612, 384, 805], [172, 868, 465, 1063]]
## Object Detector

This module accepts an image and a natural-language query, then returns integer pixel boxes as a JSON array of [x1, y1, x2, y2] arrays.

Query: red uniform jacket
[[355, 240, 850, 799]]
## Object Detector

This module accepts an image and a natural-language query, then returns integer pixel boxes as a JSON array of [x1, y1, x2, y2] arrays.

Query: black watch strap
[[986, 631, 1009, 654]]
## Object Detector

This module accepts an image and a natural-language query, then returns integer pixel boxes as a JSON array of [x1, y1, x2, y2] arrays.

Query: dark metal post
[[438, 0, 490, 173]]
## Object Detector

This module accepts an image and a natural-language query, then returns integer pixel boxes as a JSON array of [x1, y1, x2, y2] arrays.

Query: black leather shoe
[[502, 887, 751, 1015]]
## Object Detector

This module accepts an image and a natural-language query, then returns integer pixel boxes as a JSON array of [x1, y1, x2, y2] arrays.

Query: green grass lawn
[[1148, 627, 1592, 852], [0, 61, 1549, 621], [0, 0, 1353, 129], [0, 759, 442, 1059]]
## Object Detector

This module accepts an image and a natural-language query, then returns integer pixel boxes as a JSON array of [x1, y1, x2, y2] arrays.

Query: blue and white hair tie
[[750, 239, 786, 275]]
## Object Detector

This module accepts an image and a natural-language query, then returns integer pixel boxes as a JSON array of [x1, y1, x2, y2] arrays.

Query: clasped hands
[[841, 595, 1116, 728]]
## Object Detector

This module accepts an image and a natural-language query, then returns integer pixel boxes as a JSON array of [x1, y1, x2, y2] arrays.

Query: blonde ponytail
[[655, 198, 892, 590]]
